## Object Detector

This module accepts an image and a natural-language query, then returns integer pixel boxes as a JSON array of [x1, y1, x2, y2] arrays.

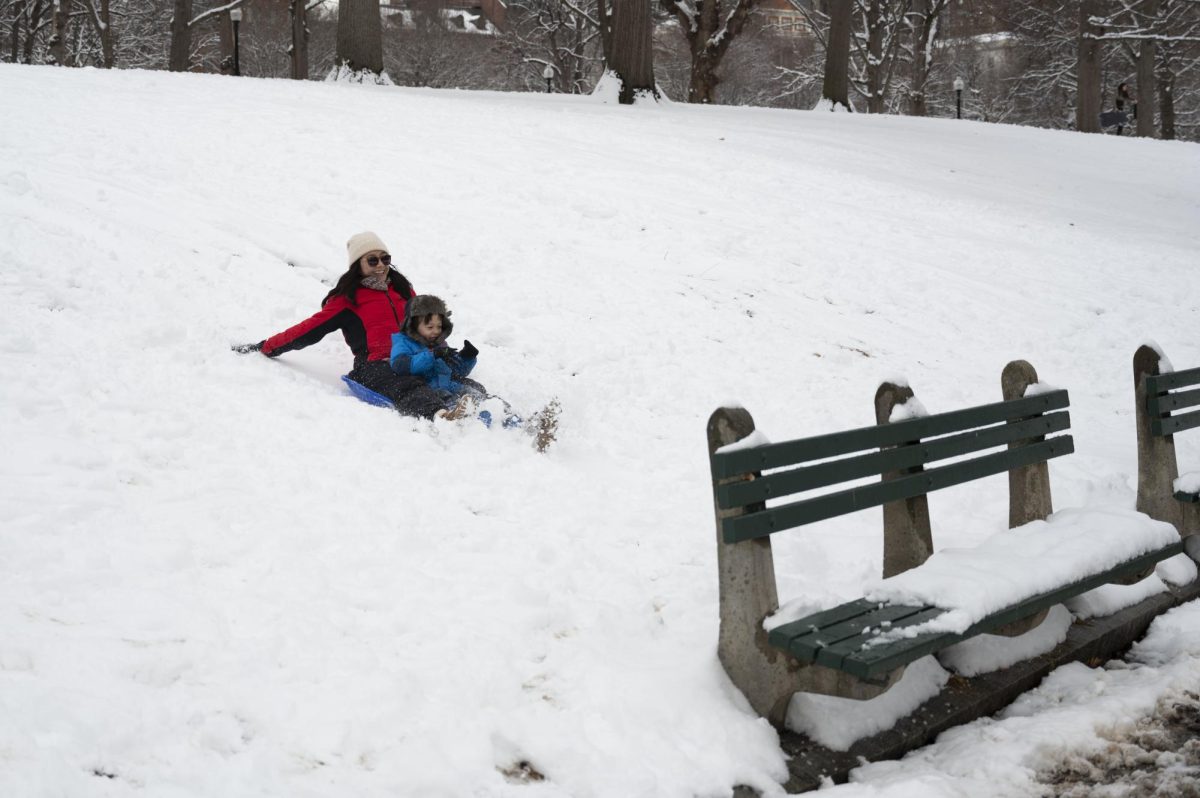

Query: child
[[390, 295, 558, 450]]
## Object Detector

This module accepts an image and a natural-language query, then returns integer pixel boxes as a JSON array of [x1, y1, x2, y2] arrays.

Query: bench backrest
[[1145, 366, 1200, 437], [710, 390, 1074, 544]]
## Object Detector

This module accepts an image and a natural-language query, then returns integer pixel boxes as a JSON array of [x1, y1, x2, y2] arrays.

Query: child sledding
[[390, 295, 559, 452]]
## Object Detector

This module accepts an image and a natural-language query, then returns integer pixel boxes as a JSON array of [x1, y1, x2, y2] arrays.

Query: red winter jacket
[[261, 285, 414, 363]]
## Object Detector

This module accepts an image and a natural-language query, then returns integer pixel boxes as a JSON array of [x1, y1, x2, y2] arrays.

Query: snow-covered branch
[[188, 0, 249, 29]]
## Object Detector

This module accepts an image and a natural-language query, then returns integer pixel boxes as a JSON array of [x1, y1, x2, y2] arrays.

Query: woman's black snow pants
[[348, 359, 448, 420]]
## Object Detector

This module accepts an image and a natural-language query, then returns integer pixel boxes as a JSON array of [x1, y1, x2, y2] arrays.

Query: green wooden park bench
[[1135, 344, 1200, 527], [706, 360, 1190, 728]]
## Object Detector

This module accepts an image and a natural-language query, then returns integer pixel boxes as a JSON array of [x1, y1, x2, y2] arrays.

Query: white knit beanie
[[346, 231, 389, 267]]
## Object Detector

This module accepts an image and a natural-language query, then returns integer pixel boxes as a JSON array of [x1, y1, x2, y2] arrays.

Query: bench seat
[[768, 540, 1183, 681]]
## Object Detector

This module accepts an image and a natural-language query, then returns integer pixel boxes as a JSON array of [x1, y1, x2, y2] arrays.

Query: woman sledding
[[233, 230, 451, 418], [234, 231, 557, 447]]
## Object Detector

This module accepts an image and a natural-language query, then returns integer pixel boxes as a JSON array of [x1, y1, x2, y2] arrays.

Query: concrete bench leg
[[709, 407, 804, 726], [708, 408, 902, 726], [987, 360, 1053, 634], [875, 382, 934, 578], [1134, 345, 1185, 542]]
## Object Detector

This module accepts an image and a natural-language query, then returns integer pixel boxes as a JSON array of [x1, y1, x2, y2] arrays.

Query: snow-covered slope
[[1, 64, 1199, 797]]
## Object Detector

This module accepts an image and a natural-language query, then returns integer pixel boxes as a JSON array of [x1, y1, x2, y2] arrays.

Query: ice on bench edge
[[1142, 338, 1175, 373], [1175, 472, 1200, 494], [1022, 381, 1060, 397], [715, 429, 771, 454], [862, 506, 1181, 639], [889, 394, 929, 423]]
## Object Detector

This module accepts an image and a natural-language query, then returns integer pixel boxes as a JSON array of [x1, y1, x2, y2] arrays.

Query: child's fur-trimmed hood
[[402, 294, 453, 342]]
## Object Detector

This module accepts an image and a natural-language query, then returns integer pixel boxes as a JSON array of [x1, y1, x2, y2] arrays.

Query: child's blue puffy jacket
[[389, 333, 477, 393]]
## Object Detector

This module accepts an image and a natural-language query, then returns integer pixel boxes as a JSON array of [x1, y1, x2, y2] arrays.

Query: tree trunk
[[686, 0, 723, 104], [290, 0, 309, 80], [608, 0, 656, 103], [168, 0, 192, 72], [22, 0, 45, 63], [598, 0, 613, 64], [8, 0, 23, 63], [1156, 59, 1175, 140], [688, 56, 718, 104], [1135, 0, 1157, 137], [866, 0, 884, 113], [216, 10, 233, 73], [907, 0, 945, 116], [822, 0, 852, 110], [662, 0, 759, 105], [98, 0, 113, 67], [907, 0, 929, 115], [336, 0, 383, 74], [69, 4, 83, 64], [1075, 0, 1102, 133], [49, 0, 67, 65]]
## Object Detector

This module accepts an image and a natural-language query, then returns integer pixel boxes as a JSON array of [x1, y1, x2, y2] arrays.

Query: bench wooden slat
[[1145, 367, 1200, 395], [804, 540, 1185, 680], [769, 603, 935, 660], [1175, 490, 1200, 503], [717, 412, 1071, 510], [772, 607, 940, 667], [812, 607, 947, 675], [1147, 386, 1200, 417], [767, 598, 880, 635], [711, 390, 1071, 479], [721, 436, 1074, 543], [1151, 410, 1200, 437]]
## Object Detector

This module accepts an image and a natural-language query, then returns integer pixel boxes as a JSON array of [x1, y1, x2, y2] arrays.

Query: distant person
[[390, 294, 559, 449], [233, 231, 444, 417], [1115, 82, 1134, 135]]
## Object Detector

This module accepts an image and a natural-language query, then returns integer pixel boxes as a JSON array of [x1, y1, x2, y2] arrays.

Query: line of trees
[[3, 0, 1198, 136]]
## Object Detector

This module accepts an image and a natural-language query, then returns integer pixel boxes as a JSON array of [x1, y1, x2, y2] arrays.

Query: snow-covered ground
[[1, 64, 1199, 797]]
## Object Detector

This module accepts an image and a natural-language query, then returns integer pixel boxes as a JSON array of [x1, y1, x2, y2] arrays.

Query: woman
[[234, 231, 447, 418]]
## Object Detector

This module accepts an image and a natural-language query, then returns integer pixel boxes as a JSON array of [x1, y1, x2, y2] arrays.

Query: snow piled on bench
[[787, 657, 950, 751], [863, 507, 1180, 637], [938, 604, 1073, 677]]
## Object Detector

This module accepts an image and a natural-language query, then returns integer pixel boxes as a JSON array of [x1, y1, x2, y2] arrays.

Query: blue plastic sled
[[342, 376, 393, 408], [343, 376, 524, 429]]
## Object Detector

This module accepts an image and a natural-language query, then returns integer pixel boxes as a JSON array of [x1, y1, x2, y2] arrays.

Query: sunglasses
[[365, 254, 392, 267]]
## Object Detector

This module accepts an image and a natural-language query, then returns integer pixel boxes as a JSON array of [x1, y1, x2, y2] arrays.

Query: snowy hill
[[2, 64, 1199, 797]]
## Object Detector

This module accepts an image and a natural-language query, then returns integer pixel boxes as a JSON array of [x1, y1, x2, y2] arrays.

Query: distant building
[[755, 0, 815, 38], [381, 0, 507, 33]]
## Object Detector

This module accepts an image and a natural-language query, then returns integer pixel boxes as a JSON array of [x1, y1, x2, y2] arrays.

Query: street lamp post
[[231, 7, 243, 77], [953, 77, 964, 120], [543, 65, 554, 94]]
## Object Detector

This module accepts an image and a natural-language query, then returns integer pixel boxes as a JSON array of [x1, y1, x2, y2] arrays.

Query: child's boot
[[440, 394, 477, 422]]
